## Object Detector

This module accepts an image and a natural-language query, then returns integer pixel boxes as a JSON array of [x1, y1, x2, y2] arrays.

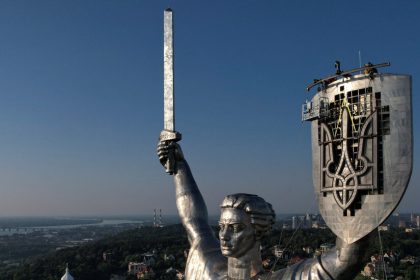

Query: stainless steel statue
[[157, 142, 368, 279], [157, 9, 412, 280]]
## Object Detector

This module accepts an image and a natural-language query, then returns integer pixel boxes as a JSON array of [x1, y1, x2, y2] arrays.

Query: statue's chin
[[220, 247, 234, 257]]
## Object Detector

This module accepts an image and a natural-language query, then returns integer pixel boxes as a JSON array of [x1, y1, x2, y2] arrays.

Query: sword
[[160, 8, 181, 175]]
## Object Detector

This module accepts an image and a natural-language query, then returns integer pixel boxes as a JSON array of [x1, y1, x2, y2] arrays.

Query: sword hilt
[[160, 130, 182, 175]]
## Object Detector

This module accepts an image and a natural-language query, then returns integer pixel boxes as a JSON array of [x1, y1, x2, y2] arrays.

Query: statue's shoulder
[[185, 238, 226, 280], [266, 257, 332, 280]]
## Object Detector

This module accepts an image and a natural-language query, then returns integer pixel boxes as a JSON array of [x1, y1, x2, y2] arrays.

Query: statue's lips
[[221, 245, 232, 251]]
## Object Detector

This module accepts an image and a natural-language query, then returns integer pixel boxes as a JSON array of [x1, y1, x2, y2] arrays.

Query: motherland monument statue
[[157, 9, 412, 280]]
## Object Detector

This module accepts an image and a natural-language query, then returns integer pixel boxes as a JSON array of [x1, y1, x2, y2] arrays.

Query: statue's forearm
[[174, 160, 213, 243], [319, 236, 368, 280]]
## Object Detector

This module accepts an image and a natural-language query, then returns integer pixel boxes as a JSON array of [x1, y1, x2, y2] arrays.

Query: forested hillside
[[2, 224, 419, 279]]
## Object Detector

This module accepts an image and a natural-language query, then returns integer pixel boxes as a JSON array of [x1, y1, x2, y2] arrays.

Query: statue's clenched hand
[[157, 141, 184, 174]]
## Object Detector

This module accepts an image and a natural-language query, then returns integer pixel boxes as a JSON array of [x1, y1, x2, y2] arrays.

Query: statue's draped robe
[[184, 237, 334, 280]]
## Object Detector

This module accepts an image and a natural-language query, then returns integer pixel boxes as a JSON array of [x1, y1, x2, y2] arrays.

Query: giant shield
[[303, 73, 412, 244]]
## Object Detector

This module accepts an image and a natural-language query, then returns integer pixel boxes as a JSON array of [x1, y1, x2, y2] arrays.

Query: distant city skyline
[[0, 1, 418, 216]]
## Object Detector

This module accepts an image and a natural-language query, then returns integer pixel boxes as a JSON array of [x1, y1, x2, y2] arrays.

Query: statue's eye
[[233, 224, 244, 233], [219, 224, 225, 231]]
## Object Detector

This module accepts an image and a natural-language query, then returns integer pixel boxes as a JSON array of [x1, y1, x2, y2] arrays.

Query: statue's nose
[[220, 228, 231, 241]]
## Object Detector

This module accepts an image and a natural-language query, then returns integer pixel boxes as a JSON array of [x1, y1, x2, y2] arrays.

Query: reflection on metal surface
[[163, 8, 174, 133], [304, 70, 412, 244]]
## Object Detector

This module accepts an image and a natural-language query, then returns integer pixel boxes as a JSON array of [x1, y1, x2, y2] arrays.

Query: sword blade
[[160, 9, 181, 174], [164, 8, 174, 132]]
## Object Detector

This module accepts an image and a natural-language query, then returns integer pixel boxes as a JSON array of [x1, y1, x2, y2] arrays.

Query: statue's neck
[[227, 242, 262, 280]]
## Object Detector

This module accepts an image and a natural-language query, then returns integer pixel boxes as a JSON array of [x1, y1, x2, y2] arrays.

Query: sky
[[0, 0, 418, 217]]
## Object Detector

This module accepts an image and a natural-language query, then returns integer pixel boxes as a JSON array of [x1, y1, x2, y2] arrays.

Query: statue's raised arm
[[157, 141, 216, 244], [157, 140, 227, 279]]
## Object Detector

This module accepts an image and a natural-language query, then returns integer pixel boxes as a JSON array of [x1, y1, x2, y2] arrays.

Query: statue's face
[[219, 208, 255, 258]]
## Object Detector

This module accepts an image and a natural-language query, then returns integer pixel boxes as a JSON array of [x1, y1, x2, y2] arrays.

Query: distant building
[[400, 256, 417, 265], [141, 253, 156, 266], [398, 220, 406, 228], [319, 243, 334, 255], [417, 215, 420, 228], [302, 246, 313, 255], [153, 209, 164, 227], [292, 216, 298, 230], [137, 267, 155, 279], [367, 254, 395, 279], [383, 252, 397, 264], [103, 251, 113, 262], [272, 245, 290, 260], [362, 263, 375, 277], [128, 262, 148, 275], [127, 262, 155, 279], [305, 213, 312, 229], [378, 225, 389, 231]]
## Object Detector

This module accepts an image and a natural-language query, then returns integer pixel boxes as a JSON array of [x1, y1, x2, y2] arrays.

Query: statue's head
[[219, 193, 275, 258]]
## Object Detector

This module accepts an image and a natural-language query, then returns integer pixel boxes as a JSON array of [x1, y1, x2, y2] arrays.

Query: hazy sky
[[0, 1, 418, 216]]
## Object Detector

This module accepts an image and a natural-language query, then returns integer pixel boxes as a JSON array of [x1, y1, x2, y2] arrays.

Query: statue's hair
[[220, 193, 276, 239]]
